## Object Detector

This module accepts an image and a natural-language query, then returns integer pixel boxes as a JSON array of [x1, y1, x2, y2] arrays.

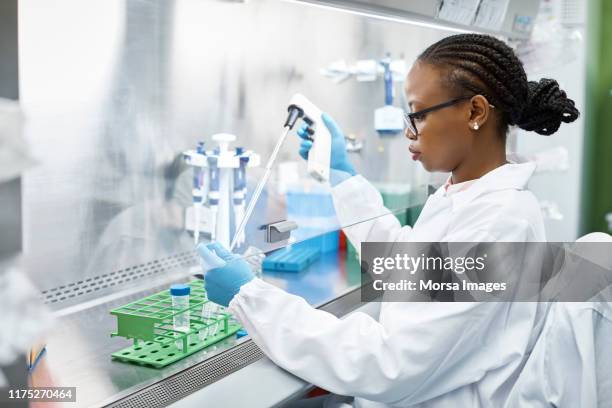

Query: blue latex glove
[[197, 242, 255, 307], [297, 113, 357, 180]]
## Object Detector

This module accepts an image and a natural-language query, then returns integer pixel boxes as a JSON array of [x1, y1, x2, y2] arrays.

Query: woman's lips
[[409, 146, 421, 161]]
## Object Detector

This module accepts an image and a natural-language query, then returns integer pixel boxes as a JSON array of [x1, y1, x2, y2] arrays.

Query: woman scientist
[[198, 34, 580, 407]]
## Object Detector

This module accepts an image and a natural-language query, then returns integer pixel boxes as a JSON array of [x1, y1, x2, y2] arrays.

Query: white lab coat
[[505, 233, 612, 408], [228, 161, 573, 407]]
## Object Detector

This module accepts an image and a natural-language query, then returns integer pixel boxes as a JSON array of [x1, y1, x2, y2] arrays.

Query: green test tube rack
[[110, 280, 241, 368]]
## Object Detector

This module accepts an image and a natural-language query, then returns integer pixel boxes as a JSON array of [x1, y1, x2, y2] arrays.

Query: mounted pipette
[[183, 134, 260, 249]]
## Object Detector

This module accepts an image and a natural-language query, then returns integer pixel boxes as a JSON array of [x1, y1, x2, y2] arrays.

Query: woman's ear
[[468, 95, 492, 131]]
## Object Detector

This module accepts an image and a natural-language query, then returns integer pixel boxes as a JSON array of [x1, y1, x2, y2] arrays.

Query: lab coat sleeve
[[229, 209, 538, 405], [331, 175, 408, 252], [228, 278, 535, 405]]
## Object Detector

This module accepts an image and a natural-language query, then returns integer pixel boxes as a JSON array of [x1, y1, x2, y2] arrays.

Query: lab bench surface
[[30, 249, 366, 408], [169, 301, 380, 408]]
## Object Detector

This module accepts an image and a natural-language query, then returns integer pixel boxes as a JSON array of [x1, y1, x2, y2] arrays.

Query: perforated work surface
[[42, 251, 198, 305], [106, 340, 264, 408]]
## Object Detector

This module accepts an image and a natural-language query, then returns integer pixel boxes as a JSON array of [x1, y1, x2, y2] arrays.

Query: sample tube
[[199, 300, 219, 341], [170, 284, 191, 350], [243, 246, 265, 279]]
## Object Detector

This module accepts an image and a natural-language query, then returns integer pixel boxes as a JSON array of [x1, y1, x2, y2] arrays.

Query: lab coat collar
[[435, 161, 537, 211]]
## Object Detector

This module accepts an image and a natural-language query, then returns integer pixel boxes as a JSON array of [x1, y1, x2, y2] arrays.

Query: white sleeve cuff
[[228, 278, 281, 315], [331, 174, 373, 202], [331, 174, 386, 227]]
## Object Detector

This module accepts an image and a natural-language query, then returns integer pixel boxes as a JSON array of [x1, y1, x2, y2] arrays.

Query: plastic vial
[[243, 246, 265, 279], [209, 306, 222, 336], [199, 300, 219, 341], [170, 284, 191, 350]]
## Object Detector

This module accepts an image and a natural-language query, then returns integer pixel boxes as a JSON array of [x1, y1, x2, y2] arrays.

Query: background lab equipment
[[182, 133, 261, 248], [5, 0, 610, 406], [374, 55, 405, 136]]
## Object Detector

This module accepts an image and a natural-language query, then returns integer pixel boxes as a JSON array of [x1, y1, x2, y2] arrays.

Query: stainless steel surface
[[30, 250, 362, 407], [110, 262, 369, 408], [41, 251, 198, 309], [171, 356, 311, 408], [31, 276, 248, 408], [20, 0, 438, 302], [107, 341, 265, 408], [21, 0, 189, 301], [168, 295, 381, 408]]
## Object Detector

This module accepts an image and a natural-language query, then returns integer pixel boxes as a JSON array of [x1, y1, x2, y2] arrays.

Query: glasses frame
[[404, 95, 495, 136]]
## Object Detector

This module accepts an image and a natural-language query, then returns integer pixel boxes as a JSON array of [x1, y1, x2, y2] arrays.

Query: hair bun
[[516, 78, 580, 135]]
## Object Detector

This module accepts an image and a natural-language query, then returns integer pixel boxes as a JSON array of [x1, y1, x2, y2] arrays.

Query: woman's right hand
[[297, 113, 356, 177]]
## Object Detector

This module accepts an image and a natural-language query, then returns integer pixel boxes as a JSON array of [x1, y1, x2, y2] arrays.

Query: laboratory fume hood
[[290, 0, 541, 39]]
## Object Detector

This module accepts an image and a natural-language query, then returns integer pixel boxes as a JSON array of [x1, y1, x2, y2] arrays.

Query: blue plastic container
[[286, 186, 339, 254]]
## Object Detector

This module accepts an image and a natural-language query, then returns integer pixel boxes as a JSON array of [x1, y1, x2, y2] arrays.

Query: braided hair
[[418, 33, 579, 136]]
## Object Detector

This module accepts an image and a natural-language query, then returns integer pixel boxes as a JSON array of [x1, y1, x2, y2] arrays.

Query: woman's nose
[[405, 127, 417, 140]]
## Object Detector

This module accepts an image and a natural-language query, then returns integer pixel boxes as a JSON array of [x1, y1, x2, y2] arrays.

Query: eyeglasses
[[404, 96, 495, 137]]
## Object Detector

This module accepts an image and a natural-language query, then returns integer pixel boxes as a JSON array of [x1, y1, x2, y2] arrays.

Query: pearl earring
[[472, 123, 479, 130]]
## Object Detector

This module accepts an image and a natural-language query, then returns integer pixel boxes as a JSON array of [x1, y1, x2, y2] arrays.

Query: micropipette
[[229, 126, 292, 251], [229, 93, 332, 251]]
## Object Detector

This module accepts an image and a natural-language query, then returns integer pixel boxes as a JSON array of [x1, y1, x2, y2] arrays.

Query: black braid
[[418, 34, 580, 136]]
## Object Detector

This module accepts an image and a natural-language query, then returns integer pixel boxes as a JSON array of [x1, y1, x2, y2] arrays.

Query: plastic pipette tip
[[27, 346, 47, 372]]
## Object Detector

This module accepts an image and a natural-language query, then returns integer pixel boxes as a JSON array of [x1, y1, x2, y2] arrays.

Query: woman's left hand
[[197, 242, 255, 307]]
